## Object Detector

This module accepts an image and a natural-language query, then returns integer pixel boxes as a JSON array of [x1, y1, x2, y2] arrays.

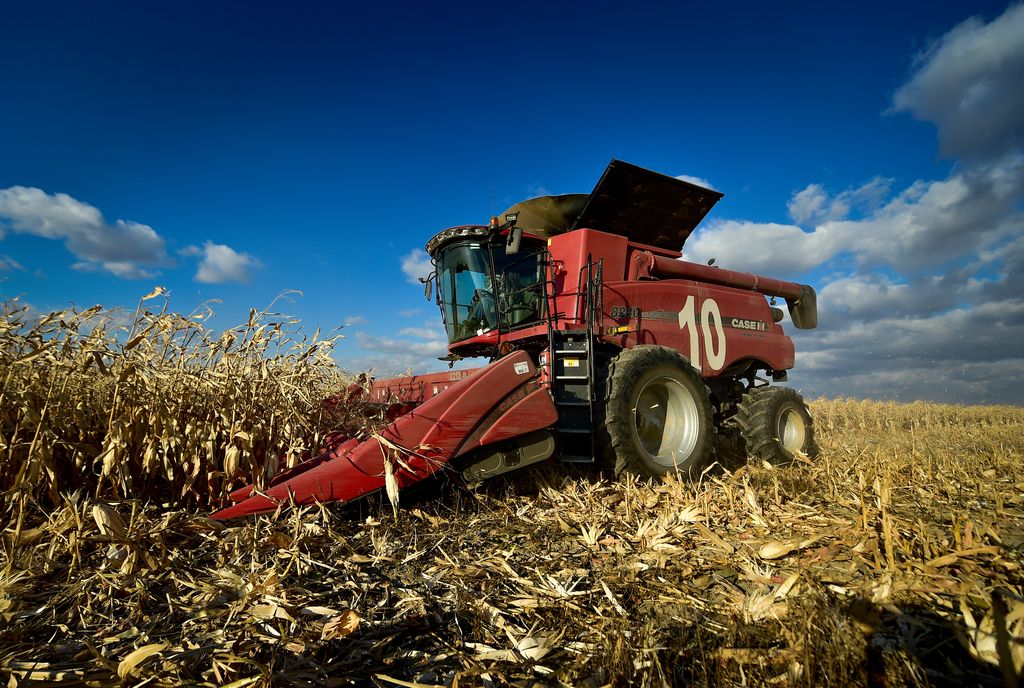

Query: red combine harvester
[[215, 161, 818, 519]]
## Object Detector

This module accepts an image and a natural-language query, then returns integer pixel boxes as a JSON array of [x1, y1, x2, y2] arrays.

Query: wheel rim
[[778, 407, 807, 453], [633, 376, 700, 468]]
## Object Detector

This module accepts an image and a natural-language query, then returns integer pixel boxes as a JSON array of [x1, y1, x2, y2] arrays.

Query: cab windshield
[[435, 240, 544, 343]]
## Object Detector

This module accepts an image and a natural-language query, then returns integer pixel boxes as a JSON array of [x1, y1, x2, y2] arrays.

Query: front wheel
[[603, 346, 714, 479], [734, 386, 818, 464]]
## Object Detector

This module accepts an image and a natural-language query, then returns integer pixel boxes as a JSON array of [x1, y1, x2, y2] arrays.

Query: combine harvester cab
[[215, 160, 817, 519]]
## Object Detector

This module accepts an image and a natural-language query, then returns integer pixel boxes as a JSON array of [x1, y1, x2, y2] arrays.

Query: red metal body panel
[[227, 437, 359, 504], [368, 367, 481, 405], [212, 351, 557, 519], [547, 230, 628, 326], [478, 387, 558, 446], [597, 280, 793, 374]]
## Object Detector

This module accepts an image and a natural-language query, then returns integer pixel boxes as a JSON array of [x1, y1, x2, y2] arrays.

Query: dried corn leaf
[[321, 609, 361, 640], [758, 541, 797, 560], [91, 502, 126, 539], [117, 642, 167, 678]]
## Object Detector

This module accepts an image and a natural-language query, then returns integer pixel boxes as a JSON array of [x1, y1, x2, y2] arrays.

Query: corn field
[[0, 293, 362, 515], [2, 297, 1024, 687]]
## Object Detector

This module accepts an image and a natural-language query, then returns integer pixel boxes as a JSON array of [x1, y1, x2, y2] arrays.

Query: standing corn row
[[0, 293, 361, 513]]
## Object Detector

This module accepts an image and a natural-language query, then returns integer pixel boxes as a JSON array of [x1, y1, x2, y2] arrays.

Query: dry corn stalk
[[0, 294, 359, 512]]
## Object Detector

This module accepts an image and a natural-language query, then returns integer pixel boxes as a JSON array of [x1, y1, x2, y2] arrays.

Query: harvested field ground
[[3, 399, 1024, 687], [2, 302, 1024, 686]]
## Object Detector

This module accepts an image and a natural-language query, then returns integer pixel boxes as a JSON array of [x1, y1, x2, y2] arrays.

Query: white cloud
[[892, 4, 1024, 160], [791, 297, 1024, 404], [812, 298, 1024, 366], [344, 353, 425, 375], [0, 186, 169, 278], [353, 331, 448, 372], [0, 255, 24, 272], [816, 273, 963, 321], [823, 156, 1022, 271], [344, 320, 454, 375], [787, 178, 892, 225], [675, 174, 716, 190], [689, 155, 1023, 276], [193, 241, 261, 284], [398, 308, 422, 318], [786, 184, 828, 225], [397, 325, 444, 340], [71, 261, 157, 280], [400, 248, 433, 284], [0, 187, 268, 285], [357, 328, 447, 357], [687, 220, 836, 275], [0, 186, 103, 238], [343, 315, 368, 326]]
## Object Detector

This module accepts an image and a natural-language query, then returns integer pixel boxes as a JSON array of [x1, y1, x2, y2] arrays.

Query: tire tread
[[602, 345, 714, 479], [733, 386, 818, 465]]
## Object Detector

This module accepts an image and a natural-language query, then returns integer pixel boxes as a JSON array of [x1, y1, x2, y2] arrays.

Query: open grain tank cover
[[574, 160, 723, 251]]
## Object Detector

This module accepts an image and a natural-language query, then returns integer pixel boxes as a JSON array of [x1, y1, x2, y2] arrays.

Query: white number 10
[[678, 295, 726, 371]]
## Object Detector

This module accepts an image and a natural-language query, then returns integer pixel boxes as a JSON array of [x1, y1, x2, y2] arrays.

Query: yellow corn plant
[[0, 292, 368, 516]]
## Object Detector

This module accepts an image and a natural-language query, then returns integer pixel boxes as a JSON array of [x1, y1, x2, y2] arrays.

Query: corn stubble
[[2, 298, 1024, 687]]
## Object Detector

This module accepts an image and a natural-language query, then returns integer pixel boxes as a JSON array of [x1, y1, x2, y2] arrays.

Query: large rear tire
[[603, 346, 714, 479], [734, 386, 818, 465]]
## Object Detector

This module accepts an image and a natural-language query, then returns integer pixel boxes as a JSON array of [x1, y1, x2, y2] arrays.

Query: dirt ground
[[3, 399, 1024, 687]]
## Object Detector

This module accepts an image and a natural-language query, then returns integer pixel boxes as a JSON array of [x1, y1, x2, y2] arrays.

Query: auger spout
[[212, 350, 557, 519]]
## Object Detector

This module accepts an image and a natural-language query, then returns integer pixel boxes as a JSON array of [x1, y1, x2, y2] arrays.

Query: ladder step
[[559, 454, 595, 464], [551, 328, 593, 469]]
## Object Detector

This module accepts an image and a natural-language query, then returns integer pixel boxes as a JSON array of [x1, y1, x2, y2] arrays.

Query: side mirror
[[505, 225, 523, 255], [503, 213, 522, 255], [419, 271, 435, 301]]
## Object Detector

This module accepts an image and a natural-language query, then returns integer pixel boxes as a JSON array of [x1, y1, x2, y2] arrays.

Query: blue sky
[[2, 1, 1022, 404]]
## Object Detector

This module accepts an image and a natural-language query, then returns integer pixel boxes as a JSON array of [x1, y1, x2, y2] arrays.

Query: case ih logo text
[[728, 317, 768, 332]]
